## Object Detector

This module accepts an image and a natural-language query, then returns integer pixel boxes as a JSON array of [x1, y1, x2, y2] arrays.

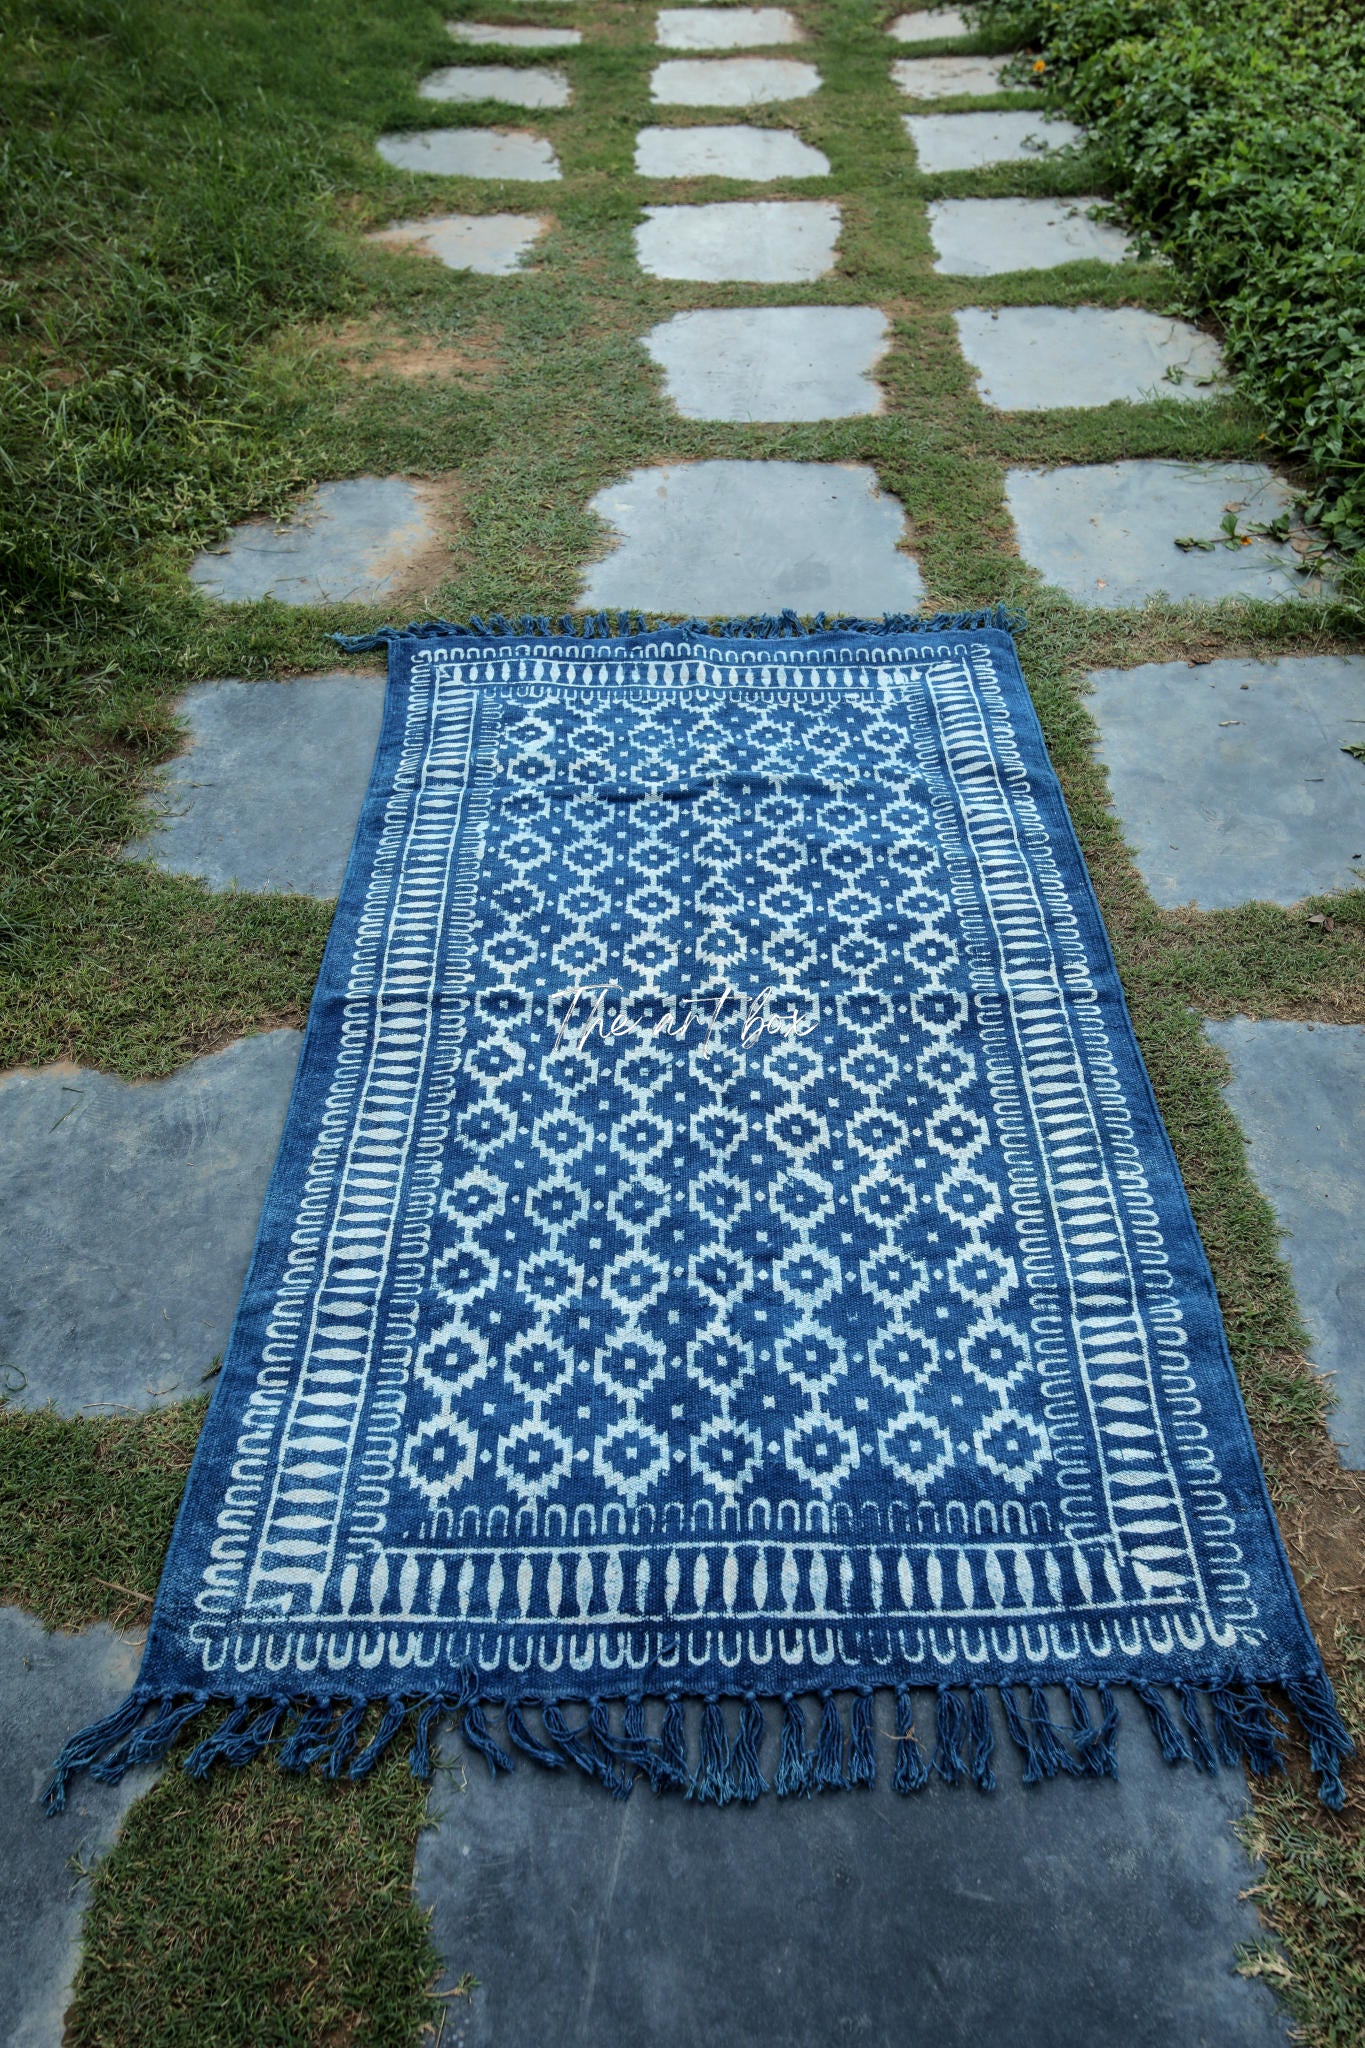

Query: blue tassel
[[1133, 1681, 1191, 1766], [1208, 1679, 1243, 1768], [349, 1695, 410, 1779], [331, 607, 1025, 657], [934, 1687, 966, 1786], [655, 1695, 690, 1792], [409, 1695, 449, 1781], [892, 1689, 930, 1793], [618, 1696, 673, 1794], [1207, 1678, 1286, 1781], [461, 1699, 514, 1779], [691, 1698, 734, 1806], [999, 1685, 1045, 1786], [968, 1685, 996, 1791], [775, 1695, 813, 1798], [182, 1701, 254, 1781], [1286, 1668, 1355, 1811], [814, 1692, 847, 1791], [44, 1694, 149, 1814], [588, 1699, 634, 1800], [608, 1694, 658, 1780], [1030, 1685, 1082, 1779], [504, 1701, 565, 1771], [1173, 1682, 1218, 1773], [850, 1692, 877, 1789], [542, 1702, 601, 1780], [220, 1697, 289, 1769], [322, 1699, 368, 1779], [278, 1698, 336, 1774], [1236, 1680, 1288, 1780], [1066, 1681, 1118, 1779], [732, 1695, 767, 1804], [90, 1694, 208, 1784]]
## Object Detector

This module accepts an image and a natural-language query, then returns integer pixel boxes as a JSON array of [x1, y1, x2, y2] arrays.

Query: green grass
[[1, 0, 1363, 2040], [64, 1749, 442, 2048]]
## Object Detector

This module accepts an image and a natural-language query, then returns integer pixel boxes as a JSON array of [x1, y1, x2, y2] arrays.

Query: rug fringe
[[331, 606, 1026, 655], [41, 1670, 1352, 1813]]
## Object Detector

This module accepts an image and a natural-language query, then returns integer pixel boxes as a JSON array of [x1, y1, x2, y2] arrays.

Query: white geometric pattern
[[185, 641, 1272, 1694]]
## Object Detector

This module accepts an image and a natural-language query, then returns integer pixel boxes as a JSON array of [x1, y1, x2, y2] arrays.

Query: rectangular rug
[[49, 615, 1350, 1809]]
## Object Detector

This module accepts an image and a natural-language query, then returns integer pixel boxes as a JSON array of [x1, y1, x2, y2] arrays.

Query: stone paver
[[892, 54, 1010, 96], [890, 8, 971, 40], [1209, 1020, 1365, 1466], [189, 476, 450, 606], [417, 1716, 1287, 2048], [417, 65, 571, 109], [644, 306, 889, 420], [956, 306, 1224, 411], [448, 22, 581, 47], [131, 675, 384, 897], [375, 129, 561, 180], [904, 110, 1083, 172], [1005, 461, 1306, 608], [1087, 656, 1365, 909], [656, 6, 801, 48], [581, 459, 923, 614], [366, 212, 549, 274], [1, 1611, 154, 2048], [0, 1032, 300, 1412], [634, 125, 829, 179], [927, 196, 1133, 274], [650, 56, 821, 105], [634, 200, 840, 281]]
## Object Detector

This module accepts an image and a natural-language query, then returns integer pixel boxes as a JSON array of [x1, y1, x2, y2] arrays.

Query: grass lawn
[[2, 0, 1363, 2040]]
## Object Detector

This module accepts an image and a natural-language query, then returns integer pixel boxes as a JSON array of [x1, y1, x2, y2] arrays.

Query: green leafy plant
[[970, 0, 1365, 577]]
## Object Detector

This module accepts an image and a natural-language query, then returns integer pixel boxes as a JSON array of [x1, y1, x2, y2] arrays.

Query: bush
[[973, 0, 1365, 556]]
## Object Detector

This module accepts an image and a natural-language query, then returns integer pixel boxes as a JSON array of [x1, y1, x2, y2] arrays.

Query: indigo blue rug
[[49, 616, 1350, 1809]]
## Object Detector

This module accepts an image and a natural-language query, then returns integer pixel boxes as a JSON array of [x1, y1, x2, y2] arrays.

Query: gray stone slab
[[634, 199, 840, 281], [417, 64, 571, 109], [366, 212, 549, 273], [416, 1712, 1287, 2048], [375, 129, 561, 180], [656, 7, 802, 48], [580, 459, 923, 615], [1, 1611, 154, 2048], [890, 8, 971, 40], [956, 306, 1224, 411], [1209, 1019, 1365, 1467], [189, 477, 448, 607], [131, 675, 383, 897], [634, 124, 829, 179], [448, 21, 581, 46], [650, 56, 821, 105], [904, 110, 1083, 172], [644, 306, 889, 420], [1005, 461, 1308, 608], [1087, 657, 1365, 910], [928, 196, 1133, 274], [892, 54, 1011, 97], [0, 1032, 300, 1413]]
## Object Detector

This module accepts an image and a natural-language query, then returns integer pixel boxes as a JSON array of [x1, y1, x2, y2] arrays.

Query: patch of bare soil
[[314, 317, 504, 386], [380, 470, 469, 600]]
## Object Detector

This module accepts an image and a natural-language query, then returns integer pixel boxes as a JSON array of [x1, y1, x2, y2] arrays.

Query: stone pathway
[[1208, 1022, 1365, 1468], [18, 0, 1363, 2038], [130, 673, 385, 896], [419, 1720, 1285, 2048], [0, 1612, 153, 2048], [0, 1033, 300, 1414]]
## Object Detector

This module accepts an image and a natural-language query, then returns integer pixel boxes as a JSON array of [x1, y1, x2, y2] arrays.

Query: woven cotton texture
[[48, 619, 1350, 1810]]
